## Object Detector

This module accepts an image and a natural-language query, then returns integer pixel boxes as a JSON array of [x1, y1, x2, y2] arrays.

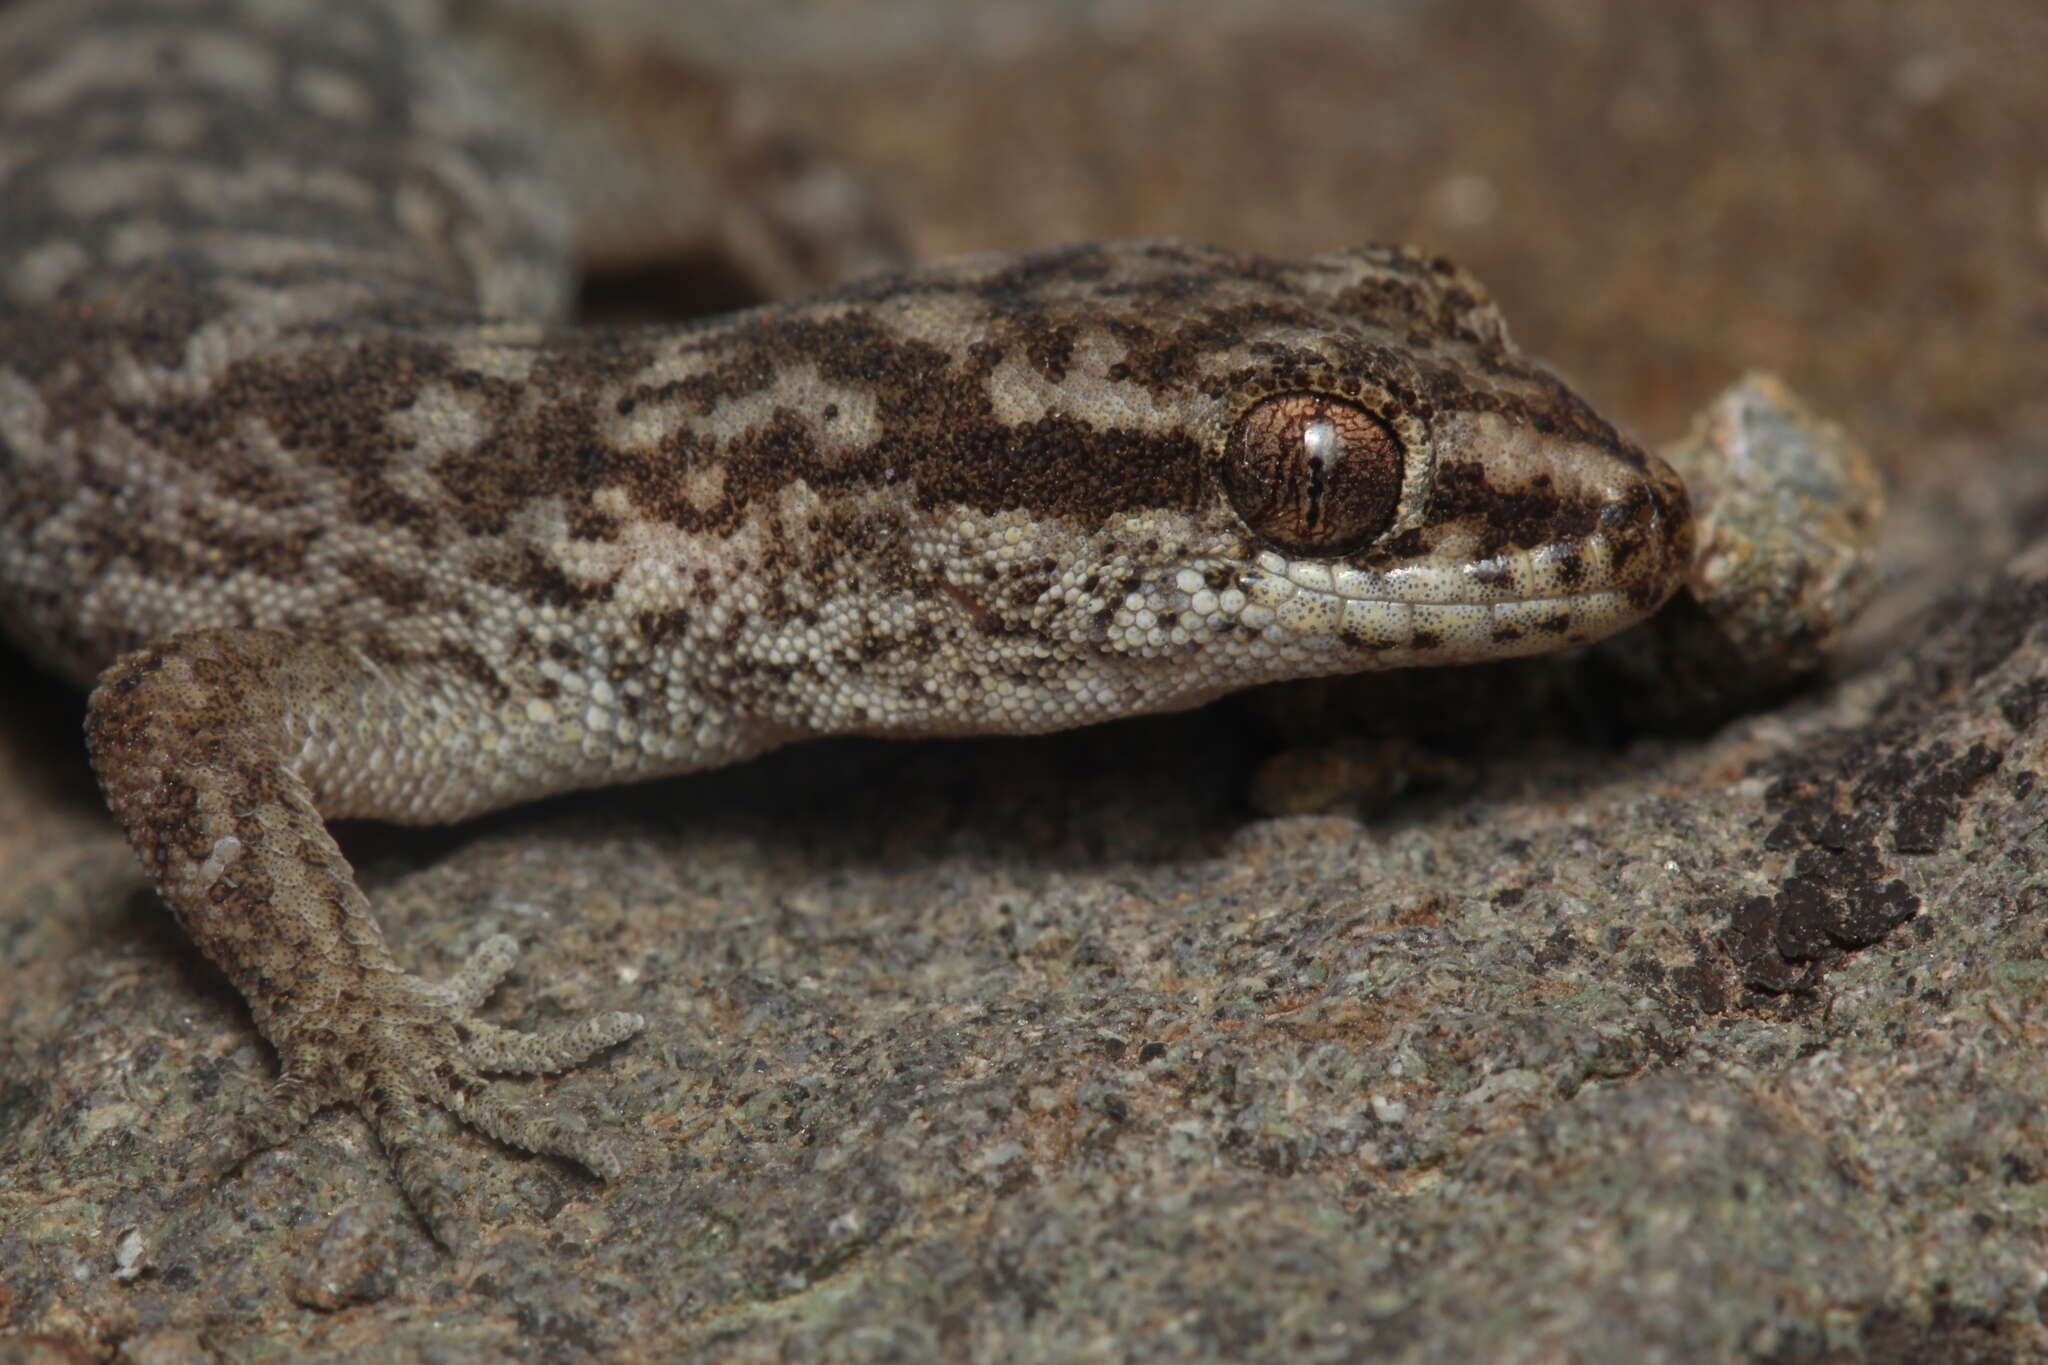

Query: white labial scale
[[1408, 602, 1494, 652], [1329, 566, 1386, 601], [1272, 590, 1345, 637], [1363, 563, 1482, 607], [1340, 598, 1412, 648], [1284, 562, 1334, 595], [1487, 596, 1578, 636]]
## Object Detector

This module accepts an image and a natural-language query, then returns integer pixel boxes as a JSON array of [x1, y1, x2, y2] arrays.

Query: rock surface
[[4, 0, 2046, 1360]]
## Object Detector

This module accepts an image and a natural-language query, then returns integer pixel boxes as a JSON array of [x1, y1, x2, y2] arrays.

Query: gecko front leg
[[86, 629, 644, 1244]]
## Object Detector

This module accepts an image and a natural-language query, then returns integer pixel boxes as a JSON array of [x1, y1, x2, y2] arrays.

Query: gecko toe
[[461, 1011, 647, 1073], [443, 933, 521, 1009], [372, 1088, 477, 1251], [250, 958, 643, 1242], [441, 1085, 633, 1180], [204, 1070, 326, 1179]]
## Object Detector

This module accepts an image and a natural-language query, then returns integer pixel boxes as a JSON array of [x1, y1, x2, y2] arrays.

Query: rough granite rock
[[3, 0, 2046, 1361]]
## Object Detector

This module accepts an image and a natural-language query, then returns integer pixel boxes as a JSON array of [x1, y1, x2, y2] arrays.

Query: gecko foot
[[224, 934, 645, 1248]]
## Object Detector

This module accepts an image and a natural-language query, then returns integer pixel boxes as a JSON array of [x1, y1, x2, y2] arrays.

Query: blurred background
[[507, 0, 2043, 484]]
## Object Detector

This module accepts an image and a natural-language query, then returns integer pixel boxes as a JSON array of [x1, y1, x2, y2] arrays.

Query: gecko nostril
[[1598, 480, 1663, 527]]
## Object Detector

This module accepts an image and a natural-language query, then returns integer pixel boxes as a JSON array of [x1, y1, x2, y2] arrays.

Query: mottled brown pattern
[[0, 0, 1693, 1244]]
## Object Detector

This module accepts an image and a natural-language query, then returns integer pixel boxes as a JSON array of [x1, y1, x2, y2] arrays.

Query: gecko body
[[0, 0, 1692, 1241]]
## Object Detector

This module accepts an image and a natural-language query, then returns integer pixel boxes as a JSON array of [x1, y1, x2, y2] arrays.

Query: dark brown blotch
[[1430, 460, 1602, 558]]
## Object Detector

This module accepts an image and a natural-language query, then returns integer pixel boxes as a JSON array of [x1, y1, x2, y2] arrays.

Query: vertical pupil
[[1302, 415, 1338, 526], [1302, 418, 1340, 468], [1221, 392, 1405, 558]]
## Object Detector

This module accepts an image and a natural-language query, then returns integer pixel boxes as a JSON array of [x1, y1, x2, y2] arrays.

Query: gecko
[[0, 0, 1694, 1245]]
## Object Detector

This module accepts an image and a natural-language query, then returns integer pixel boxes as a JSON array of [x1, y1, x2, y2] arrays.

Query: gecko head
[[1166, 376, 1695, 674], [910, 240, 1695, 715]]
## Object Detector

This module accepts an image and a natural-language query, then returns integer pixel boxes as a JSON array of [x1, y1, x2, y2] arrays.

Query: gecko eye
[[1221, 393, 1404, 557]]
